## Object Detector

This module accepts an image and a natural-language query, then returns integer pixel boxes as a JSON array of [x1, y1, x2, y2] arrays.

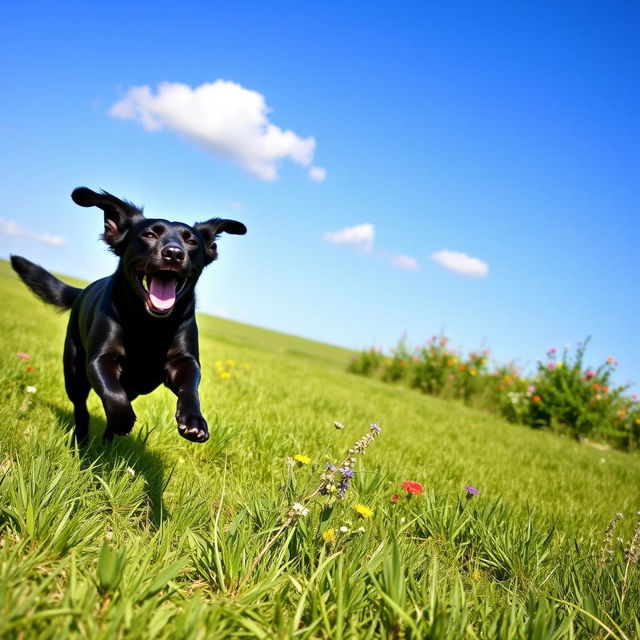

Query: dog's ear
[[71, 187, 145, 254], [194, 218, 247, 265]]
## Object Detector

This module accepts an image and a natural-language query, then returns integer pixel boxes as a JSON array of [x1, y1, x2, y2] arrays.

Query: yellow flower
[[469, 368, 477, 376], [293, 454, 311, 465], [243, 363, 251, 370], [220, 371, 231, 380], [215, 360, 223, 369], [472, 568, 482, 581], [354, 504, 373, 519], [557, 361, 564, 369], [322, 528, 336, 544], [226, 359, 235, 367]]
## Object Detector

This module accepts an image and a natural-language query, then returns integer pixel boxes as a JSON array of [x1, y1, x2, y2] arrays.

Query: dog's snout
[[161, 245, 185, 264]]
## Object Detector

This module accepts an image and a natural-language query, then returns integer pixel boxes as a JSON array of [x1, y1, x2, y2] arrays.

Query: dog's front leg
[[166, 356, 209, 443], [88, 354, 137, 439]]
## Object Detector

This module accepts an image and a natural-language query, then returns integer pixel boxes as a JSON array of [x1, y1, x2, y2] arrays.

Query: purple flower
[[464, 485, 479, 496], [337, 479, 350, 498], [326, 464, 336, 472], [370, 423, 381, 434], [338, 467, 354, 478]]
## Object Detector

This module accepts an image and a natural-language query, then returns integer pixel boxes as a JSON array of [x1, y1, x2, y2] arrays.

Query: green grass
[[0, 258, 639, 638]]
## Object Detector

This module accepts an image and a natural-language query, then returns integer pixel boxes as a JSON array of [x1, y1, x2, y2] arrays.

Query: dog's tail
[[10, 256, 83, 310]]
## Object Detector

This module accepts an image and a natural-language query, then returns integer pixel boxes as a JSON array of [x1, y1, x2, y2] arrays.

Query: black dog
[[11, 187, 246, 444]]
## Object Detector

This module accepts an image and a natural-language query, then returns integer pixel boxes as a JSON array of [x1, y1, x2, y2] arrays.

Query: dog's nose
[[161, 245, 185, 264]]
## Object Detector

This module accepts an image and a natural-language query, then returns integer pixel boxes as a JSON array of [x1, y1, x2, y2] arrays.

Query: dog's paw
[[177, 414, 209, 443], [105, 403, 137, 436]]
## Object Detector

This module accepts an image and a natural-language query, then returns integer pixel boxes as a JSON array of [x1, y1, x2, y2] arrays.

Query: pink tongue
[[148, 276, 176, 311]]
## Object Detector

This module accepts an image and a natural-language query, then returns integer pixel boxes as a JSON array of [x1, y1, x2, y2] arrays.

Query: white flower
[[333, 421, 345, 430], [26, 386, 37, 394], [400, 517, 406, 523], [357, 526, 365, 533], [291, 502, 309, 517], [339, 525, 349, 533], [127, 467, 136, 476]]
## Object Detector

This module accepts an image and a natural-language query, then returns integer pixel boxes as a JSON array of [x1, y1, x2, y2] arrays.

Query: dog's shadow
[[49, 404, 169, 528]]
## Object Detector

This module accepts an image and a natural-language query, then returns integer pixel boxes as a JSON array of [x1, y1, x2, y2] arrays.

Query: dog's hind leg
[[64, 337, 91, 445]]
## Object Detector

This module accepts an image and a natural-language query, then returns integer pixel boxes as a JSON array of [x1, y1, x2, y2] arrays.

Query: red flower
[[401, 481, 423, 495], [391, 494, 400, 503]]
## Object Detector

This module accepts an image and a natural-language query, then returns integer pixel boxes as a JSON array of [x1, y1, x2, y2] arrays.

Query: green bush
[[349, 337, 640, 449]]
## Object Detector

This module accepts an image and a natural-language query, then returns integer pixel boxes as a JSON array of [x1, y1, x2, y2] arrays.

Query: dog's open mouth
[[135, 270, 188, 316]]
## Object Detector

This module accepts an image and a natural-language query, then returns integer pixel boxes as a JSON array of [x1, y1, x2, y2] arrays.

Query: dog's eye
[[185, 238, 198, 247], [141, 230, 157, 239]]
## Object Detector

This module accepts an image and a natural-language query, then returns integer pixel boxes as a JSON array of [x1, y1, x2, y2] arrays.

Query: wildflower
[[243, 363, 251, 370], [16, 352, 30, 360], [289, 502, 309, 517], [370, 423, 381, 434], [25, 366, 35, 373], [401, 481, 423, 495], [333, 421, 345, 430], [469, 368, 477, 376], [293, 454, 311, 465], [354, 504, 373, 519], [220, 371, 231, 380], [585, 370, 595, 379], [25, 386, 37, 394], [127, 467, 136, 476], [548, 362, 555, 370], [464, 485, 479, 496], [600, 512, 623, 566], [357, 526, 366, 533], [339, 525, 349, 533], [547, 347, 557, 355], [624, 517, 640, 564], [226, 359, 235, 367], [322, 528, 336, 544], [533, 395, 541, 403], [391, 494, 400, 503], [527, 385, 536, 393], [607, 356, 615, 364], [556, 362, 564, 369]]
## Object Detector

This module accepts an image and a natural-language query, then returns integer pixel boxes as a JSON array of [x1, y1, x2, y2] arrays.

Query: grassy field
[[0, 258, 639, 638]]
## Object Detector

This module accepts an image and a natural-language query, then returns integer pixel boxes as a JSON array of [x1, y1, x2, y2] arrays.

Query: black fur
[[11, 187, 246, 444]]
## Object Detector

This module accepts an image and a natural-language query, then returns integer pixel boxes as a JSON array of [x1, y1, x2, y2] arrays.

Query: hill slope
[[0, 258, 638, 638]]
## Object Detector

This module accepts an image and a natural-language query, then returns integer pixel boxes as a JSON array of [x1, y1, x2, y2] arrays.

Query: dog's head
[[72, 187, 246, 318]]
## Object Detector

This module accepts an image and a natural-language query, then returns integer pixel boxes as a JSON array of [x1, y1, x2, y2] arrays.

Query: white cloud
[[430, 250, 489, 278], [323, 223, 374, 253], [389, 254, 419, 271], [110, 79, 319, 181], [0, 218, 66, 246], [308, 166, 327, 182]]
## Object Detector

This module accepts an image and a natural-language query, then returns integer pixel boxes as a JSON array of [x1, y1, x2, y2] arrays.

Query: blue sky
[[1, 1, 638, 390]]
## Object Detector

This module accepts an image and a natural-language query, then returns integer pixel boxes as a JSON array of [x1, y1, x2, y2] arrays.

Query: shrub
[[349, 337, 640, 449]]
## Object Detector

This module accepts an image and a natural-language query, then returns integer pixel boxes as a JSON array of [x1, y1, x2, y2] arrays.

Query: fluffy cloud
[[0, 218, 66, 246], [308, 166, 327, 182], [323, 223, 374, 253], [430, 250, 489, 278], [110, 80, 319, 181], [389, 254, 419, 271]]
